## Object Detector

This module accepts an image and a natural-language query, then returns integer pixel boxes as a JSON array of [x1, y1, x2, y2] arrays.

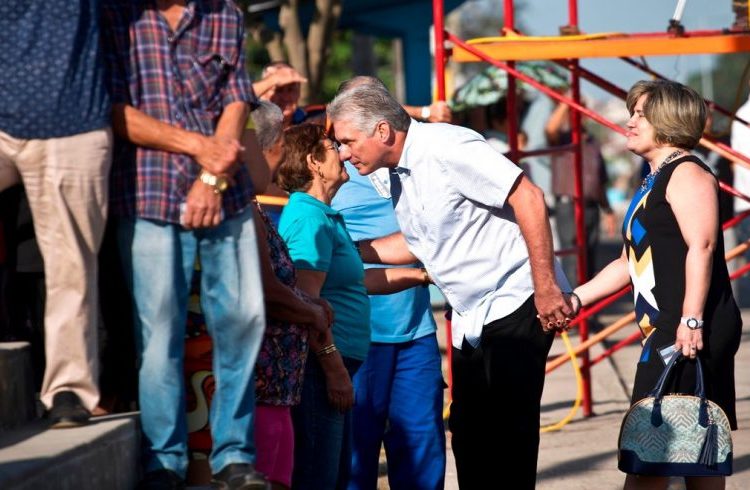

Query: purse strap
[[649, 352, 710, 428]]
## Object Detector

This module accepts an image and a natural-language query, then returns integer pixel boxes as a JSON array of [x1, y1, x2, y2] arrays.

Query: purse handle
[[648, 352, 710, 428]]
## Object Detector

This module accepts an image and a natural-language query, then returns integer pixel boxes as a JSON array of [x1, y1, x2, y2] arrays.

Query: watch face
[[216, 178, 229, 192], [687, 318, 699, 329]]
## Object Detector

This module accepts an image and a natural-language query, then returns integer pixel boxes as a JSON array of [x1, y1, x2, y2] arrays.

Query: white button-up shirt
[[390, 120, 568, 349]]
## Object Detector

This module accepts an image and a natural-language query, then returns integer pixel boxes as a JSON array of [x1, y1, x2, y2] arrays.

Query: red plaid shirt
[[102, 0, 257, 223]]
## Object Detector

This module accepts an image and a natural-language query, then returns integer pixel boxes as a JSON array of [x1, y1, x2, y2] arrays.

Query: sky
[[514, 0, 735, 100]]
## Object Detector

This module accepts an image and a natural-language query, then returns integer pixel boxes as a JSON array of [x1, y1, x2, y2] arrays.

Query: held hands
[[194, 135, 243, 176], [182, 178, 223, 229], [308, 297, 334, 334], [535, 285, 574, 333]]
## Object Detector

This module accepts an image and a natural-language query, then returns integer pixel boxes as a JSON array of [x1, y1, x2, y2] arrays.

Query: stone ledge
[[0, 342, 35, 429], [0, 414, 139, 490]]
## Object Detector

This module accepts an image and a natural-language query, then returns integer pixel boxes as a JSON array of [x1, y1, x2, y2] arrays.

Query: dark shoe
[[211, 463, 269, 490], [47, 391, 90, 428], [136, 470, 185, 490]]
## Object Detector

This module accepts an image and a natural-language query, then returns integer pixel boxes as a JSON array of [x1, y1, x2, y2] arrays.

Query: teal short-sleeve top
[[278, 192, 371, 360]]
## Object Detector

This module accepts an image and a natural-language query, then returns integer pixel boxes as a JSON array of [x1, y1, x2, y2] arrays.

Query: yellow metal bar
[[453, 33, 750, 62], [256, 195, 288, 206]]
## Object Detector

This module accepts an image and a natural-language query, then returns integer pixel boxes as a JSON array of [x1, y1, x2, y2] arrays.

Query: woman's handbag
[[617, 353, 733, 476]]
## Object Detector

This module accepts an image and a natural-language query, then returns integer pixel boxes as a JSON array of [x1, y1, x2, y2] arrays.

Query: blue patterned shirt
[[0, 0, 110, 139], [102, 0, 257, 223]]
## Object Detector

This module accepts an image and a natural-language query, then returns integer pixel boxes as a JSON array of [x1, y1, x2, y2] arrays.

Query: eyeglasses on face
[[324, 140, 341, 153]]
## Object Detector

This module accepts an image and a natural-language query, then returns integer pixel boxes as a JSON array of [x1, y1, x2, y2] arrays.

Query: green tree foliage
[[238, 1, 393, 103]]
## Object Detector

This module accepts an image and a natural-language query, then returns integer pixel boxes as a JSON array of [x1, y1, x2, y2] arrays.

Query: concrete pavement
[[412, 308, 750, 490]]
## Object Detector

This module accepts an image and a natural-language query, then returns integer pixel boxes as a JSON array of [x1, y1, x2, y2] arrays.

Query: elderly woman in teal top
[[277, 123, 431, 489], [276, 123, 370, 490]]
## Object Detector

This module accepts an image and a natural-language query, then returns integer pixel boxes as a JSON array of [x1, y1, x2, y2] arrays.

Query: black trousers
[[449, 295, 554, 490]]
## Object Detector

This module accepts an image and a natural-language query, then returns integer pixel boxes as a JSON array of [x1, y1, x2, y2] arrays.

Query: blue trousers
[[292, 355, 361, 490], [117, 208, 265, 477], [348, 334, 446, 490]]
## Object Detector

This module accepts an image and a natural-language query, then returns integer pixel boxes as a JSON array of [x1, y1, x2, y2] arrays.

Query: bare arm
[[243, 129, 270, 195], [573, 246, 630, 308], [112, 102, 244, 176], [403, 101, 452, 123], [251, 66, 306, 99], [213, 100, 249, 141], [668, 163, 719, 357], [506, 175, 572, 327], [295, 268, 354, 412], [359, 232, 419, 265], [252, 207, 328, 333], [364, 267, 428, 294], [544, 101, 569, 145]]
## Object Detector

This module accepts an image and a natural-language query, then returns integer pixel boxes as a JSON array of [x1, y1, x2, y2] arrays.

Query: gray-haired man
[[327, 82, 571, 489]]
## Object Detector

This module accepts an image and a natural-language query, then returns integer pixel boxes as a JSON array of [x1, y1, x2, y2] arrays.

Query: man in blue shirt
[[332, 161, 446, 489], [0, 0, 112, 427]]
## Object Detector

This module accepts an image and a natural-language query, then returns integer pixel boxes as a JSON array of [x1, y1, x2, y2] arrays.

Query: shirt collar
[[289, 191, 341, 217], [395, 118, 420, 174]]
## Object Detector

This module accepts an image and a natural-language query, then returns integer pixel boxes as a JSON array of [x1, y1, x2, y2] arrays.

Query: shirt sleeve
[[221, 11, 257, 108], [437, 128, 523, 208], [100, 3, 130, 105], [282, 215, 335, 272]]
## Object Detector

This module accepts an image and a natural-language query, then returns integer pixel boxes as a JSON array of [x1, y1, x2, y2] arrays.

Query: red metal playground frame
[[431, 0, 750, 417]]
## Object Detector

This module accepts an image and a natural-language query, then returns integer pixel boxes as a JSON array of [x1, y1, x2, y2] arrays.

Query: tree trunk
[[247, 20, 285, 63], [306, 0, 341, 102], [278, 0, 309, 99]]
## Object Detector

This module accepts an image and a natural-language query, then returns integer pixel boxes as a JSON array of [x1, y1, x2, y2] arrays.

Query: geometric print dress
[[622, 155, 742, 429]]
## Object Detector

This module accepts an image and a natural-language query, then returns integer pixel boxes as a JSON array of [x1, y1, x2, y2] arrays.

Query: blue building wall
[[260, 0, 463, 104]]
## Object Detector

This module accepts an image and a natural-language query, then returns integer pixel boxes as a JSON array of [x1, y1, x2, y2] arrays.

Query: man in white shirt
[[327, 82, 572, 489], [730, 95, 750, 306]]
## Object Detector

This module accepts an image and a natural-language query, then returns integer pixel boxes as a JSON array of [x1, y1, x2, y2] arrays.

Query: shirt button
[[167, 36, 174, 43], [174, 113, 182, 120]]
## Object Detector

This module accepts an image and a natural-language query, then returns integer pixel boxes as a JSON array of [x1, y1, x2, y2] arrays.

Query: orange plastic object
[[453, 32, 750, 62]]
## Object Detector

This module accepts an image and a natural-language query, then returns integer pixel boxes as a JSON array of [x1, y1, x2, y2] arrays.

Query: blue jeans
[[117, 208, 265, 477], [348, 334, 446, 490], [292, 355, 361, 490]]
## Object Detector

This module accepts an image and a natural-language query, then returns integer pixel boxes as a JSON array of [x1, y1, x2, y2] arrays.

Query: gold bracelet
[[420, 267, 431, 287], [316, 344, 338, 356]]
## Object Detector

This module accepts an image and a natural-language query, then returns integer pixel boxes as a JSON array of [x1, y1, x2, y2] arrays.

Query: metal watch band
[[680, 316, 704, 330]]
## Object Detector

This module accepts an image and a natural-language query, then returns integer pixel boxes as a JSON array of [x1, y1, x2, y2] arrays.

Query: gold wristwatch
[[199, 170, 230, 194]]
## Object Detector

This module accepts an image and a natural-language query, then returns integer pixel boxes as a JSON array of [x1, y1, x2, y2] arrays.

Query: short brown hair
[[275, 124, 328, 193], [626, 80, 706, 149]]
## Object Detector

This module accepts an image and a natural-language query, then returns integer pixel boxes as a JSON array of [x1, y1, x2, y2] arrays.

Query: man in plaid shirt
[[102, 1, 267, 488]]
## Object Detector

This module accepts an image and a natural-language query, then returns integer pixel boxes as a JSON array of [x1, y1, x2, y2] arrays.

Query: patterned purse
[[617, 353, 733, 476]]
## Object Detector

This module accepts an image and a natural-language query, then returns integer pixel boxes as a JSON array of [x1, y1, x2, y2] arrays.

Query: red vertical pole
[[432, 0, 452, 408], [432, 0, 446, 101], [505, 0, 519, 162], [567, 0, 593, 417]]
